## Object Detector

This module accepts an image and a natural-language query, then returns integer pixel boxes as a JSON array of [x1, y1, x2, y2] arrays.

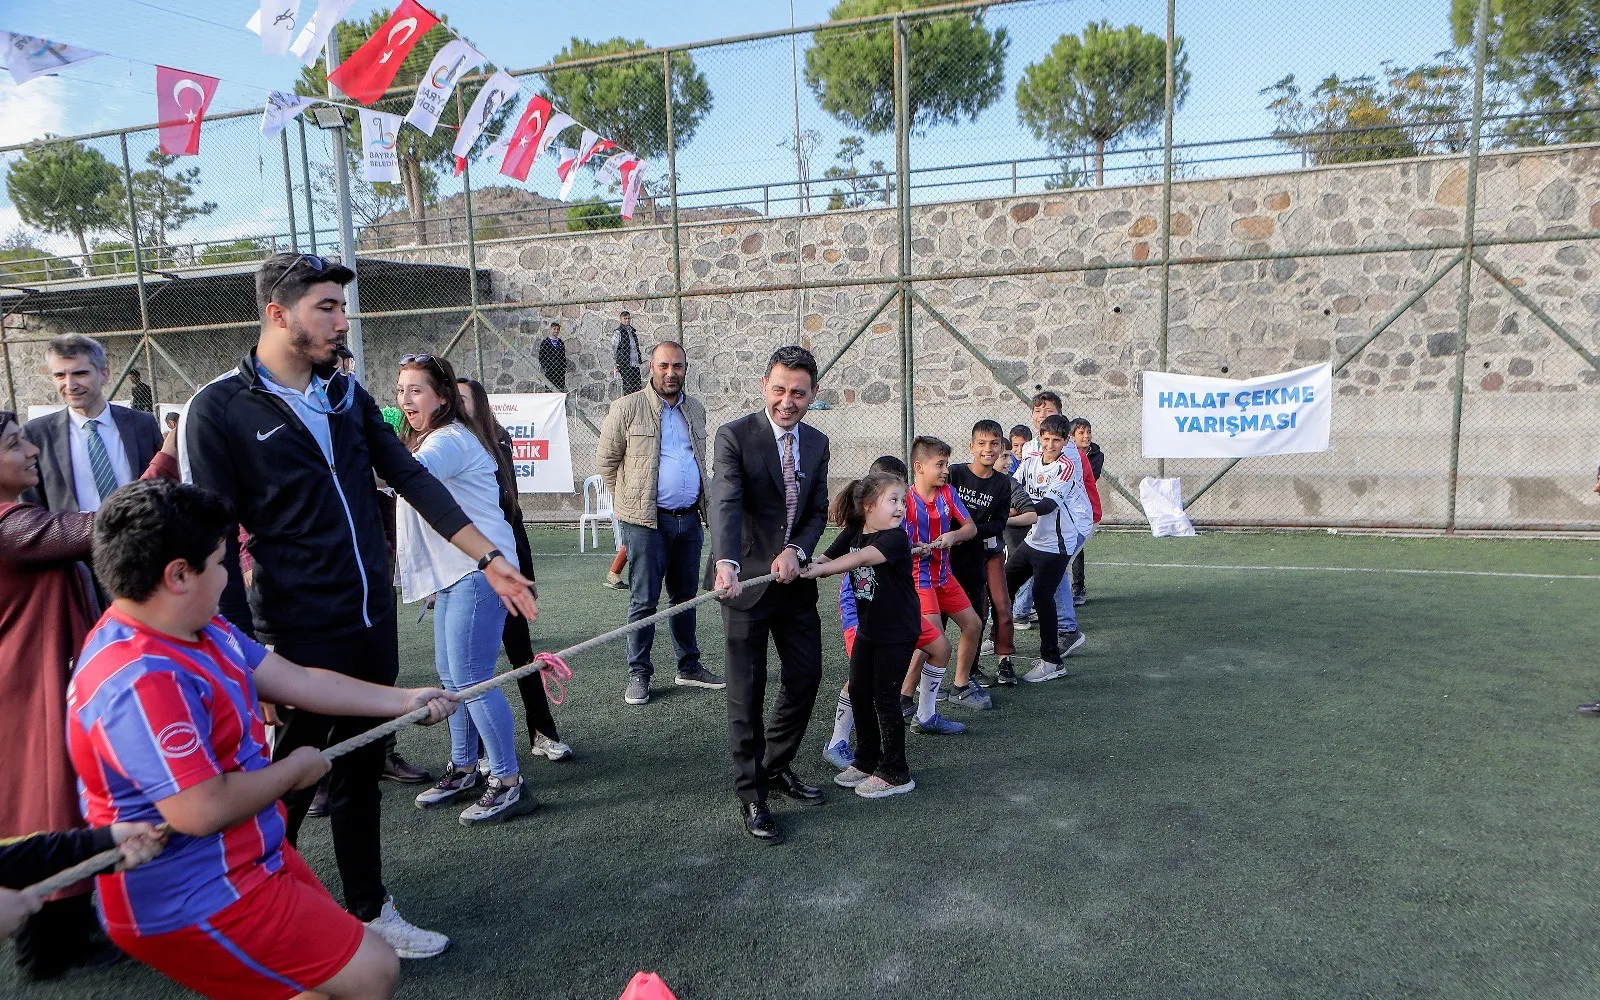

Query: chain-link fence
[[2, 0, 1597, 529]]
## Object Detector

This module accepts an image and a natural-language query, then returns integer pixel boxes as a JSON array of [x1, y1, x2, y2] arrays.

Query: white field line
[[1089, 561, 1600, 581]]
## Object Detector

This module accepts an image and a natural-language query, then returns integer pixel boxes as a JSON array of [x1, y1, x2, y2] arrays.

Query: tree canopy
[[804, 0, 1009, 135], [5, 139, 123, 260], [1015, 21, 1187, 186], [1450, 0, 1600, 145], [541, 37, 712, 161]]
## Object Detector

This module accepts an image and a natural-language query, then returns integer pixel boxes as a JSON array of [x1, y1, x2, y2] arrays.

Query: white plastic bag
[[1139, 477, 1196, 538]]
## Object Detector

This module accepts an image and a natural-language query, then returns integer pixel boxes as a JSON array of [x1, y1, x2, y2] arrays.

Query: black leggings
[[1005, 544, 1069, 663], [848, 637, 915, 785]]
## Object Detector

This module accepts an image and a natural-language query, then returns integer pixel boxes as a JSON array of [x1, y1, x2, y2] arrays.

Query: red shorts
[[109, 846, 366, 1000], [844, 620, 942, 659], [918, 576, 973, 618]]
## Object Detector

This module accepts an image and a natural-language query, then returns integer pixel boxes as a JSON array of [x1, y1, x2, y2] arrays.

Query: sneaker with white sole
[[949, 683, 994, 710], [822, 740, 855, 770], [912, 713, 966, 735], [980, 638, 994, 656], [1072, 590, 1087, 606], [1014, 613, 1036, 631], [675, 665, 725, 689], [458, 776, 538, 826], [970, 664, 994, 688], [414, 765, 481, 809], [604, 571, 627, 591], [995, 656, 1018, 686], [531, 734, 573, 761], [833, 766, 871, 787], [1061, 630, 1087, 658], [855, 775, 916, 799], [365, 897, 449, 959], [624, 673, 650, 706], [1023, 659, 1067, 683]]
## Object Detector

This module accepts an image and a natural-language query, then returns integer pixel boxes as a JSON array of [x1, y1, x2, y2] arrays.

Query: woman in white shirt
[[394, 353, 534, 826]]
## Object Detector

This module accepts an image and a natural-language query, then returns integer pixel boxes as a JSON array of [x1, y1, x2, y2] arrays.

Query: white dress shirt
[[68, 403, 133, 512]]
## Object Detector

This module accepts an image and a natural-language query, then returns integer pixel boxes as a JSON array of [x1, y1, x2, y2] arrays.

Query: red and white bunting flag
[[555, 145, 581, 200], [155, 66, 220, 156], [326, 0, 439, 105], [2, 33, 103, 86], [597, 150, 638, 184], [572, 129, 617, 170], [291, 0, 357, 65], [498, 96, 554, 182], [247, 0, 303, 57], [453, 69, 517, 159], [404, 37, 482, 136], [620, 159, 647, 219], [538, 111, 575, 160]]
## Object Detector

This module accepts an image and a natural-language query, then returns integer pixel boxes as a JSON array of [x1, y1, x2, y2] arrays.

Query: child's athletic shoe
[[365, 897, 450, 959], [900, 694, 915, 721], [1073, 589, 1087, 606], [834, 766, 871, 787], [912, 713, 966, 735], [459, 776, 538, 826], [855, 775, 916, 799], [531, 734, 573, 761], [1023, 659, 1067, 683], [822, 739, 855, 770], [414, 765, 481, 809], [970, 664, 994, 688], [949, 683, 993, 710], [995, 656, 1018, 686], [1061, 630, 1087, 657], [1014, 612, 1036, 631], [604, 571, 627, 590], [980, 639, 994, 656]]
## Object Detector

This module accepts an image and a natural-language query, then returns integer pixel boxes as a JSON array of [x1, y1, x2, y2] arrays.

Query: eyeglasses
[[264, 254, 332, 302], [400, 353, 440, 368]]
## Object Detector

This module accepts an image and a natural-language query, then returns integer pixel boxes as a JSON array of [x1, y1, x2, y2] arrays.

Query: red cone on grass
[[619, 971, 678, 1000]]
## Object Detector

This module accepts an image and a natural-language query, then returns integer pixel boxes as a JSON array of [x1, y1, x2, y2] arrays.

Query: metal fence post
[[663, 50, 684, 342], [324, 39, 366, 384], [2, 325, 16, 414], [298, 117, 317, 255], [1444, 0, 1490, 531], [1157, 0, 1177, 480], [281, 130, 298, 253], [894, 15, 914, 456], [118, 134, 154, 401]]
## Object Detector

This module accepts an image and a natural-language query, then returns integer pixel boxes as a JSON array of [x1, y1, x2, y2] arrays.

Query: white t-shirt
[[394, 422, 519, 603], [1015, 449, 1094, 557]]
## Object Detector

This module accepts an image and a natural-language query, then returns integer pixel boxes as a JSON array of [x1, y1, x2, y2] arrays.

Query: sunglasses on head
[[264, 253, 333, 302], [400, 353, 440, 367]]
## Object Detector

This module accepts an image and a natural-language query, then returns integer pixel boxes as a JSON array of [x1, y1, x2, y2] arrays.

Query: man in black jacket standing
[[538, 321, 568, 392], [612, 310, 642, 396], [706, 345, 831, 843], [182, 252, 536, 959]]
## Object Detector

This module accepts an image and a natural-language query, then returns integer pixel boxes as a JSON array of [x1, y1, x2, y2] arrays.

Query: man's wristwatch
[[476, 549, 504, 571], [785, 543, 810, 566]]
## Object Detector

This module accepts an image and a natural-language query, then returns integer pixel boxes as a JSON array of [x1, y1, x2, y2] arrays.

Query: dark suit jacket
[[703, 411, 830, 612], [20, 404, 163, 512]]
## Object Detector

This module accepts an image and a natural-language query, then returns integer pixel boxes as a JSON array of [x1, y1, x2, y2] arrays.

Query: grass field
[[10, 527, 1600, 999]]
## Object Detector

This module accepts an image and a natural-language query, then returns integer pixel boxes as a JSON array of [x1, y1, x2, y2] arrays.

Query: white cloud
[[0, 75, 67, 147]]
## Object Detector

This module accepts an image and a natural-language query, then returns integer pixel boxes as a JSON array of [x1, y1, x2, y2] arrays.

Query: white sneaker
[[855, 775, 916, 799], [531, 734, 573, 761], [834, 766, 871, 788], [1023, 659, 1067, 683], [980, 639, 994, 656], [365, 896, 449, 959]]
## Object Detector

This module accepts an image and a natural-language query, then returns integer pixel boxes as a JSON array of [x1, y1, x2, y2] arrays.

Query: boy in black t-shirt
[[947, 420, 1030, 698]]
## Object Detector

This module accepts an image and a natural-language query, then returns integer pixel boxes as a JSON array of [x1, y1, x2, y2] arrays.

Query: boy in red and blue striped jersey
[[65, 480, 456, 1000]]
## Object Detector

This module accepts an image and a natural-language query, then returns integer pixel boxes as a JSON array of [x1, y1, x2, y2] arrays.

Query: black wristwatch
[[476, 549, 504, 571]]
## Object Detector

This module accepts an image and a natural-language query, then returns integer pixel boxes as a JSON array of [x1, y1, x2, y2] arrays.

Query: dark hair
[[1009, 424, 1032, 442], [550, 321, 561, 329], [620, 310, 631, 318], [45, 333, 106, 371], [1031, 390, 1063, 412], [869, 454, 907, 480], [164, 412, 179, 425], [93, 480, 235, 603], [398, 354, 463, 452], [129, 369, 141, 379], [0, 410, 16, 436], [830, 472, 903, 529], [1039, 414, 1072, 439], [971, 419, 1005, 441], [765, 345, 818, 388], [453, 377, 520, 504], [1069, 417, 1092, 433], [257, 252, 355, 315], [910, 435, 951, 465]]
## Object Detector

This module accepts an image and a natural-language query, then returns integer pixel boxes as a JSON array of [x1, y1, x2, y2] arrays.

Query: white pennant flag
[[2, 33, 102, 85], [291, 0, 358, 65], [361, 110, 403, 184], [596, 151, 637, 184], [404, 37, 483, 136], [555, 145, 581, 200], [572, 129, 603, 169], [261, 90, 316, 138], [621, 160, 647, 219], [453, 70, 518, 160], [247, 0, 303, 57], [537, 111, 575, 161]]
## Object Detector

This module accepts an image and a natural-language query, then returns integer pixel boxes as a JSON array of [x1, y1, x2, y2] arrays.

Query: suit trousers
[[722, 583, 823, 804], [270, 608, 399, 921]]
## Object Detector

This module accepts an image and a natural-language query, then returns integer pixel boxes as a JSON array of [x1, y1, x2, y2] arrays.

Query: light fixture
[[307, 105, 348, 130]]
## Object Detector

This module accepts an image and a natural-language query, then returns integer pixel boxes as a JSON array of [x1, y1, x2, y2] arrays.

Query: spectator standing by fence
[[128, 369, 154, 414], [539, 322, 568, 393], [612, 310, 643, 396]]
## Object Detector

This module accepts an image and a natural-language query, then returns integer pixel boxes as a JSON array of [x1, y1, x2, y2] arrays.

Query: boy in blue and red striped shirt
[[65, 480, 456, 1000]]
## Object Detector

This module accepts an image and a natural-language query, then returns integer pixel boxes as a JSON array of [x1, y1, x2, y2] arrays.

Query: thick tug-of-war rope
[[24, 571, 780, 901]]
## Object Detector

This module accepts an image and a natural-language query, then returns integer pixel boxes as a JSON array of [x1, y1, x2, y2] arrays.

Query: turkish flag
[[498, 96, 553, 182], [326, 0, 439, 105], [155, 66, 220, 155]]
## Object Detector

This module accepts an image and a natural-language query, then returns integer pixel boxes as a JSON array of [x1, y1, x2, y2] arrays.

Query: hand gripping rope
[[23, 571, 781, 901]]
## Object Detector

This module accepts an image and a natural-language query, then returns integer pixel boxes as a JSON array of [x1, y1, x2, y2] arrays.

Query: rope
[[21, 572, 779, 901]]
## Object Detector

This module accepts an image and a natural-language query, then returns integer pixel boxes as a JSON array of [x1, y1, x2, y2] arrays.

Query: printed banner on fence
[[1141, 363, 1332, 458], [361, 110, 401, 184], [487, 393, 574, 493]]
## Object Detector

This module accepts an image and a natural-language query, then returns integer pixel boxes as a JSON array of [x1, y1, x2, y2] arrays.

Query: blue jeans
[[1012, 543, 1081, 633], [433, 571, 518, 778], [622, 513, 704, 678]]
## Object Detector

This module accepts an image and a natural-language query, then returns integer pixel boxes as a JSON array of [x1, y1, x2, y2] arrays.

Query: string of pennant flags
[[1, 0, 649, 218]]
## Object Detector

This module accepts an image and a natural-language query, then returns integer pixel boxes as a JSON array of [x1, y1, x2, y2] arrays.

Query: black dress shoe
[[769, 768, 824, 806], [742, 801, 781, 843], [1579, 702, 1600, 715]]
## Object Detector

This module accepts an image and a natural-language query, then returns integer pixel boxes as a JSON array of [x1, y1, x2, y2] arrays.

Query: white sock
[[830, 691, 854, 746], [916, 665, 945, 723]]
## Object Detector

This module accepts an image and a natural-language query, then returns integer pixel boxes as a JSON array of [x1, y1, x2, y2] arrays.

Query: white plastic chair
[[578, 474, 621, 552]]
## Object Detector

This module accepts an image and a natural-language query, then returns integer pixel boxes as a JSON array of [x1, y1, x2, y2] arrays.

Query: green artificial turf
[[10, 528, 1600, 999]]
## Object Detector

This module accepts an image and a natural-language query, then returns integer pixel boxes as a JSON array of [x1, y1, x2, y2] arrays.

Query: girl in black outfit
[[455, 378, 572, 761], [803, 472, 921, 799]]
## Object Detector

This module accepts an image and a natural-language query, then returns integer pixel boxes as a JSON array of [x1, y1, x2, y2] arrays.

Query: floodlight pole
[[324, 38, 366, 385]]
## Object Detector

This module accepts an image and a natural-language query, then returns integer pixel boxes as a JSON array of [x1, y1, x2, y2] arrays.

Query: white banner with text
[[1142, 363, 1332, 459], [487, 393, 573, 493]]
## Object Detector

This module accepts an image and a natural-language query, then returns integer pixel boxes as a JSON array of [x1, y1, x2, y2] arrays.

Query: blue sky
[[0, 0, 1459, 255]]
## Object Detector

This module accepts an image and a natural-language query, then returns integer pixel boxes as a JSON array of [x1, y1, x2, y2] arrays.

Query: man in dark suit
[[22, 335, 162, 513], [706, 345, 831, 843]]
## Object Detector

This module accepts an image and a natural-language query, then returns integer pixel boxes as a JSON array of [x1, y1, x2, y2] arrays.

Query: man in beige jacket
[[595, 341, 724, 706]]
